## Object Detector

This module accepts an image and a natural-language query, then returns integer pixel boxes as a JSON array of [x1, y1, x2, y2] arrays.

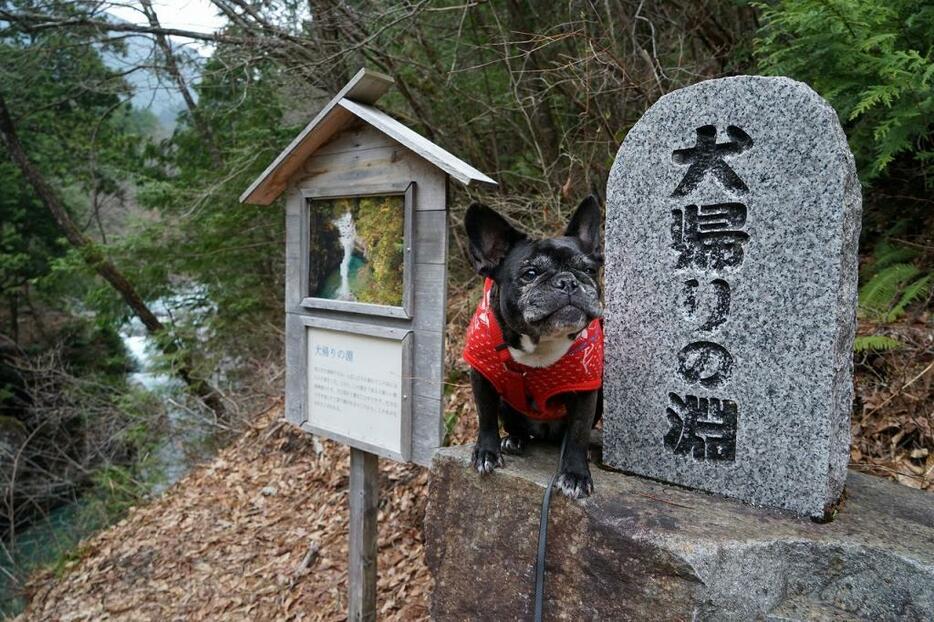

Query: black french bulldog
[[463, 196, 604, 498]]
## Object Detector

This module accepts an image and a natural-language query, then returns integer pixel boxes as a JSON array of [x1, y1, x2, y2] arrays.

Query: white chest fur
[[508, 334, 574, 368]]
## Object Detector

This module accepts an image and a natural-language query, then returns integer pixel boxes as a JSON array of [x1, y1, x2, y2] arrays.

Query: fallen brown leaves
[[852, 320, 934, 491], [18, 399, 431, 622]]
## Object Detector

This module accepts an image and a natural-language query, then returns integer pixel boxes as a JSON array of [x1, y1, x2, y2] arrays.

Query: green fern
[[853, 335, 902, 353], [858, 263, 920, 318], [860, 239, 918, 281], [886, 273, 933, 322], [754, 0, 934, 183]]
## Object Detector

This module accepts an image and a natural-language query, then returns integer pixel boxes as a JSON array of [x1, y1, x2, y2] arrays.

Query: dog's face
[[465, 196, 603, 342]]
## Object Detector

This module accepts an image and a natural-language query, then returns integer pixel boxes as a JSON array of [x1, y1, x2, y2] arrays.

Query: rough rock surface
[[602, 75, 862, 517], [425, 444, 934, 621]]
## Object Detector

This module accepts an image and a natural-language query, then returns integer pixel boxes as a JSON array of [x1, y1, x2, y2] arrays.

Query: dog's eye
[[521, 268, 538, 280]]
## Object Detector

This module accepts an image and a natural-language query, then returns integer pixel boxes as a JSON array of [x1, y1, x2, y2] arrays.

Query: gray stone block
[[603, 76, 861, 518], [425, 444, 934, 621]]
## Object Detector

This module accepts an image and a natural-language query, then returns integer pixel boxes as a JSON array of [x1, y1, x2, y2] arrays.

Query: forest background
[[0, 0, 931, 615]]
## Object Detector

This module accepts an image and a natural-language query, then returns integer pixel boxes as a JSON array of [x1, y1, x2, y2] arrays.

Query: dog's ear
[[465, 203, 527, 276], [564, 194, 603, 262]]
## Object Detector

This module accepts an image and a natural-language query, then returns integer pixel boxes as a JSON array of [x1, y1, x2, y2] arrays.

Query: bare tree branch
[[0, 8, 251, 45], [139, 0, 224, 167]]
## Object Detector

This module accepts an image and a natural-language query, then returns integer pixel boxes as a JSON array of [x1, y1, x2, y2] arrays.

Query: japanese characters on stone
[[665, 125, 752, 462]]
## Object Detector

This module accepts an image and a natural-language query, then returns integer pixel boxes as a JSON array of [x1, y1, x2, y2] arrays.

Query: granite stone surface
[[426, 445, 934, 621], [603, 76, 861, 518]]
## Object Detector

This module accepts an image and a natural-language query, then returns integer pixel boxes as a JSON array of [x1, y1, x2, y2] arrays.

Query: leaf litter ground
[[18, 400, 433, 621], [15, 290, 932, 620]]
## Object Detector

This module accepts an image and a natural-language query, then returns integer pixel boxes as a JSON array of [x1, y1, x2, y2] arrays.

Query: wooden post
[[349, 448, 378, 621]]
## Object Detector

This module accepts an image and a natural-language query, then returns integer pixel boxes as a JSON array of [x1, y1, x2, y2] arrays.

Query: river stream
[[0, 295, 211, 615], [318, 211, 366, 301]]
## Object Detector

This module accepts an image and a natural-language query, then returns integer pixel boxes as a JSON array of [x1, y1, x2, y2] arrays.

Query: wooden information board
[[241, 68, 495, 621], [304, 321, 412, 461]]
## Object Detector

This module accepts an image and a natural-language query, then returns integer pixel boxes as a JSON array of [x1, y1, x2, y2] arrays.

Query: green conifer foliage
[[755, 0, 933, 184]]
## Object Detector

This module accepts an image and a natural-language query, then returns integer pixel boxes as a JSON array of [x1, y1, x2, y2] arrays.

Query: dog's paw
[[471, 445, 504, 475], [500, 435, 526, 455], [556, 469, 594, 499]]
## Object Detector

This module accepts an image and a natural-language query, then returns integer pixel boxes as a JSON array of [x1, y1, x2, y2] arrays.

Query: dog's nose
[[551, 272, 579, 293]]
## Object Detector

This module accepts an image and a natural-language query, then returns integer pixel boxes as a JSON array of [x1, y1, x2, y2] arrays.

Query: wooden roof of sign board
[[240, 68, 497, 205]]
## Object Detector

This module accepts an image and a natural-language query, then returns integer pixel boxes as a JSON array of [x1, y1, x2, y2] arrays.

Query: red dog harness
[[463, 278, 604, 421]]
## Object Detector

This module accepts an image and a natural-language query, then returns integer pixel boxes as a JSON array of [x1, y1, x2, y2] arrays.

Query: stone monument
[[602, 76, 861, 518]]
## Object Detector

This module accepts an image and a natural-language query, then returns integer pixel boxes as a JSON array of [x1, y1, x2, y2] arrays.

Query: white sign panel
[[305, 326, 411, 460]]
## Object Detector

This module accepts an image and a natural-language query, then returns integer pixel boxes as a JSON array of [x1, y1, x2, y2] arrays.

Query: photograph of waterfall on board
[[307, 195, 405, 308]]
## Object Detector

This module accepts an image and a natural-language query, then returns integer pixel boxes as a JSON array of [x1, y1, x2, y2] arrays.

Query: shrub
[[755, 0, 933, 184]]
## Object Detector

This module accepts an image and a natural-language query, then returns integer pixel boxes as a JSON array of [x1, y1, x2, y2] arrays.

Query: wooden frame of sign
[[241, 68, 496, 621], [298, 315, 413, 462], [282, 160, 452, 466], [299, 183, 415, 320]]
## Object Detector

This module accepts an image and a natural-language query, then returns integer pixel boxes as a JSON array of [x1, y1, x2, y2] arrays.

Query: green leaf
[[853, 335, 902, 353], [885, 273, 933, 321], [754, 0, 934, 182], [858, 263, 920, 319]]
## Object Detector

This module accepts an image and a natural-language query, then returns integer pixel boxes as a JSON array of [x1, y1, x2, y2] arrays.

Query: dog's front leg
[[556, 390, 599, 498], [469, 369, 504, 475]]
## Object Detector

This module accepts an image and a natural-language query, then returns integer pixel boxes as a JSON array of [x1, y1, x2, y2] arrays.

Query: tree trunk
[[0, 92, 226, 417]]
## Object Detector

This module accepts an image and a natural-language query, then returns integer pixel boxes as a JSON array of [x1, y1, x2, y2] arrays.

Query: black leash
[[532, 433, 568, 622]]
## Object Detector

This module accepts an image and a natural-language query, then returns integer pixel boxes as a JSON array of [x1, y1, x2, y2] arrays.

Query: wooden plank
[[286, 307, 408, 329], [411, 162, 447, 212], [413, 209, 448, 265], [400, 330, 414, 462], [312, 123, 399, 157], [412, 330, 443, 400], [412, 262, 447, 333], [338, 99, 498, 188], [301, 180, 411, 199], [296, 314, 412, 341], [284, 187, 305, 310], [284, 313, 306, 426], [343, 68, 394, 104], [412, 394, 444, 466], [300, 422, 407, 463], [410, 175, 447, 466], [299, 297, 411, 320], [299, 149, 446, 212], [240, 68, 394, 205], [402, 183, 415, 317], [301, 145, 404, 188], [348, 448, 378, 622]]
